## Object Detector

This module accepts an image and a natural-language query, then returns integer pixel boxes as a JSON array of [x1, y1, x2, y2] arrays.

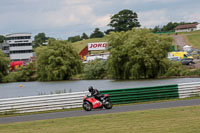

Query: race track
[[0, 98, 200, 124]]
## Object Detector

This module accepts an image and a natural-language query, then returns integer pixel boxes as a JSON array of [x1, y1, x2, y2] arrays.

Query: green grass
[[176, 30, 200, 49], [187, 33, 200, 49], [71, 38, 107, 53], [1, 105, 200, 133]]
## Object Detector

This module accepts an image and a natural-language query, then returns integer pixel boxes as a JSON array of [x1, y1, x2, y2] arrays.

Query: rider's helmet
[[88, 86, 94, 92]]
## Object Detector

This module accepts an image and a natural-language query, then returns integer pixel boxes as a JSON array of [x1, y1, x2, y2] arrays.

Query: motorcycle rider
[[88, 86, 104, 102]]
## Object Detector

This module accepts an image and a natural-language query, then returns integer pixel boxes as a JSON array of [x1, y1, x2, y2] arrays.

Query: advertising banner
[[88, 42, 108, 51]]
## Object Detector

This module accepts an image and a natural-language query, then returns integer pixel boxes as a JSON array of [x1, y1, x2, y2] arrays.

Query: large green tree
[[0, 50, 10, 82], [90, 28, 104, 38], [36, 39, 82, 81], [107, 9, 140, 33], [33, 33, 48, 48], [107, 28, 172, 79]]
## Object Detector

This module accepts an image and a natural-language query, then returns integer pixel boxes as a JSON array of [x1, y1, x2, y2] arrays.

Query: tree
[[107, 28, 172, 79], [90, 28, 104, 38], [161, 22, 178, 32], [36, 39, 82, 81], [0, 35, 5, 43], [33, 33, 48, 48], [81, 33, 89, 40], [0, 50, 10, 82], [152, 26, 162, 33], [108, 9, 140, 32], [68, 35, 82, 43], [104, 29, 115, 35]]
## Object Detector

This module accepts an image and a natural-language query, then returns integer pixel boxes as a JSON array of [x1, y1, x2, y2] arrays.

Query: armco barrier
[[178, 82, 200, 98], [100, 84, 179, 104], [0, 91, 88, 113], [0, 82, 200, 113]]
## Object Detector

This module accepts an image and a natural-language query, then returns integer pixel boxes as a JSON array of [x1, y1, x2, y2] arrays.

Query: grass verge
[[1, 105, 200, 133]]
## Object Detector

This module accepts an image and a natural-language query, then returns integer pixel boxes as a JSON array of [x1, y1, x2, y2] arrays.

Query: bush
[[164, 61, 189, 77], [2, 62, 37, 83], [2, 72, 22, 82], [18, 63, 37, 81], [189, 69, 200, 76], [82, 60, 107, 79]]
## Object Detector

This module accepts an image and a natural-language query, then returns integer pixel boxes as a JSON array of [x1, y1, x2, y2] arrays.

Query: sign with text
[[88, 42, 108, 51]]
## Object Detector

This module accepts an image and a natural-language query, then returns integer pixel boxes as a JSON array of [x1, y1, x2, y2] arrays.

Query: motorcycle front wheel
[[83, 102, 92, 111], [103, 101, 112, 109]]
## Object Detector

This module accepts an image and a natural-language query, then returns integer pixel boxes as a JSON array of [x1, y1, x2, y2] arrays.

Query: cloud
[[183, 12, 200, 23], [40, 5, 93, 27], [138, 10, 169, 27], [0, 0, 199, 38], [35, 0, 111, 29], [64, 0, 91, 5], [0, 0, 112, 38], [124, 0, 181, 4], [91, 14, 111, 28]]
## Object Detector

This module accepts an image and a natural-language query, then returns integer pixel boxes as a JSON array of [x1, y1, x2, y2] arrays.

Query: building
[[1, 33, 33, 62], [174, 23, 200, 32]]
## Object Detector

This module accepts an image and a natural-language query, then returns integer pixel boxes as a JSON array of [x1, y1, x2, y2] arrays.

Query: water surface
[[0, 78, 199, 99]]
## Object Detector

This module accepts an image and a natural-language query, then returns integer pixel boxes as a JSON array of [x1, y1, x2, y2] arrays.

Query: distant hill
[[71, 38, 107, 53], [70, 30, 200, 54], [185, 30, 200, 49], [158, 30, 200, 50]]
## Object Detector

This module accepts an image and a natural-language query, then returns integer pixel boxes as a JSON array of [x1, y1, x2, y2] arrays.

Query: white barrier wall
[[178, 82, 200, 98], [0, 91, 88, 113]]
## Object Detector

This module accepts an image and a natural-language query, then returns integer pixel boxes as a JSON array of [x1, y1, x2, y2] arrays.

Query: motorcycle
[[82, 93, 112, 111]]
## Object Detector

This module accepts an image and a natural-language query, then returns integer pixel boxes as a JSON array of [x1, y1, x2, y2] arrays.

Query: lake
[[0, 78, 199, 99]]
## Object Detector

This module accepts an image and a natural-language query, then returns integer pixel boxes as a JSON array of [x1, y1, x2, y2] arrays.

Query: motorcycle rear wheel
[[83, 102, 92, 111]]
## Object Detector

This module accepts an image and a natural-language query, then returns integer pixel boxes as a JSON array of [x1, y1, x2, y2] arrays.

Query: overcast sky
[[0, 0, 200, 39]]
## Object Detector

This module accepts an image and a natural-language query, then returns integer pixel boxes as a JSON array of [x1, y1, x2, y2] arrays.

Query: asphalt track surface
[[0, 99, 200, 124]]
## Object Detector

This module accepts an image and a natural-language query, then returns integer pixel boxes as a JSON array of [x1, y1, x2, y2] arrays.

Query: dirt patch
[[172, 35, 188, 50]]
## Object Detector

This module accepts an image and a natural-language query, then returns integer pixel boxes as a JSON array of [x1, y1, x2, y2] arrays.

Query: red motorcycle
[[83, 93, 112, 111]]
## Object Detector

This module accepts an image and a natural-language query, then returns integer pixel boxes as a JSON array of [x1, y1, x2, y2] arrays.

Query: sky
[[0, 0, 200, 39]]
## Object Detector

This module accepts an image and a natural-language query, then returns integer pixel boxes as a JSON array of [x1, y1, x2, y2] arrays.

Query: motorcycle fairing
[[86, 98, 102, 109]]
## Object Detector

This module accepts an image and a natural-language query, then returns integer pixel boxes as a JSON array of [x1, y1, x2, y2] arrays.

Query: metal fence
[[178, 82, 200, 98], [0, 91, 88, 113], [0, 82, 200, 113], [100, 84, 179, 104]]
